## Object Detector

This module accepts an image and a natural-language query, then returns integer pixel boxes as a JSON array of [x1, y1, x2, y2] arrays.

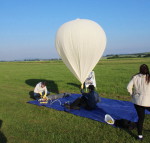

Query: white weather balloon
[[55, 19, 106, 85]]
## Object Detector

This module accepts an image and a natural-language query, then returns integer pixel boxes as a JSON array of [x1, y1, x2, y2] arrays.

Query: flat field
[[0, 58, 150, 143]]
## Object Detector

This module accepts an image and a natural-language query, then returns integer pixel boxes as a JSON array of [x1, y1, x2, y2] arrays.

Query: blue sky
[[0, 0, 150, 61]]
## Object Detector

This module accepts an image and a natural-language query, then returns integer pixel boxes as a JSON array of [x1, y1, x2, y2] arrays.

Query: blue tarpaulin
[[27, 94, 150, 123]]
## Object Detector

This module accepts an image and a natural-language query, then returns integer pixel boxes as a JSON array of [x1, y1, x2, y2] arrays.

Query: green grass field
[[0, 58, 150, 143]]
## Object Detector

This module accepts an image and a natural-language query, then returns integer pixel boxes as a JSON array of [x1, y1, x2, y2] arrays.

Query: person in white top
[[34, 81, 49, 100], [127, 64, 150, 140]]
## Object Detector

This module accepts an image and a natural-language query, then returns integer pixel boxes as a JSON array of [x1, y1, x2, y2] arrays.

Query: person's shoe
[[136, 136, 143, 141], [64, 103, 80, 110], [64, 103, 71, 109], [63, 93, 71, 97], [70, 106, 80, 110]]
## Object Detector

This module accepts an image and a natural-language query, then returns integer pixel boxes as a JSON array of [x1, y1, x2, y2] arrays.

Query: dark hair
[[41, 81, 47, 86], [88, 85, 95, 91], [139, 64, 150, 83]]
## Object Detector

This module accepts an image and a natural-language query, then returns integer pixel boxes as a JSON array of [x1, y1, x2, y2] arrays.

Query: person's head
[[139, 64, 150, 83], [88, 84, 95, 92], [41, 81, 46, 88], [140, 64, 149, 75]]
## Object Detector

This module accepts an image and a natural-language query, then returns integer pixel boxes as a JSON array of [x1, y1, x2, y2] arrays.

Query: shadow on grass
[[144, 129, 150, 132], [67, 83, 80, 89], [28, 91, 34, 99], [122, 128, 137, 139], [0, 120, 7, 143], [115, 119, 137, 139], [25, 79, 59, 98]]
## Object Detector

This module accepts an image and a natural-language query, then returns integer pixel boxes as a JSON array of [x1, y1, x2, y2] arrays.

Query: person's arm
[[95, 92, 100, 103], [97, 95, 101, 103], [127, 78, 134, 96], [43, 86, 48, 99]]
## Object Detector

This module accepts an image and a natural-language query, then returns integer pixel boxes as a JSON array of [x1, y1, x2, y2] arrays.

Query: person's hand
[[43, 96, 48, 101], [43, 98, 47, 101]]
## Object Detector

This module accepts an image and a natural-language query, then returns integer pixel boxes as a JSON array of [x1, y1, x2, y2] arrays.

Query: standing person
[[34, 81, 49, 100], [127, 64, 150, 140], [65, 85, 100, 110]]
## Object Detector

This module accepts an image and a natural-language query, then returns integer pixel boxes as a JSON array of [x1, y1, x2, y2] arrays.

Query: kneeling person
[[34, 81, 49, 100]]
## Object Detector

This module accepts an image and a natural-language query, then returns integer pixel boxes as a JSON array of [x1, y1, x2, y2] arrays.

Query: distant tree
[[107, 55, 119, 59], [144, 54, 150, 57], [114, 55, 119, 58]]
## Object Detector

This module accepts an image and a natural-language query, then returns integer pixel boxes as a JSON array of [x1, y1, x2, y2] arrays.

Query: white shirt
[[34, 82, 47, 95], [127, 74, 150, 107]]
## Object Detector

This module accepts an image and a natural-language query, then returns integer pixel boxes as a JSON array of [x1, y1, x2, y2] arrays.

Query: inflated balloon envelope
[[55, 19, 106, 86]]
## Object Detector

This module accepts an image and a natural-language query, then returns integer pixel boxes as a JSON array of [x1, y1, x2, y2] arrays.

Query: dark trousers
[[70, 96, 92, 110], [134, 104, 150, 135]]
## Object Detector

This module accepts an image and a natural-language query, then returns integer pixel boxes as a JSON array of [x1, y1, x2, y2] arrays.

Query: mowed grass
[[0, 58, 150, 143]]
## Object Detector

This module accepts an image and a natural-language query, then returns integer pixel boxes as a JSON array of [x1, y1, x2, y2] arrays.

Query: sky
[[0, 0, 150, 61]]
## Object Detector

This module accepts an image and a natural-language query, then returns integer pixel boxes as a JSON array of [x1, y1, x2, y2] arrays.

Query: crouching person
[[34, 81, 50, 100], [65, 85, 100, 110]]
